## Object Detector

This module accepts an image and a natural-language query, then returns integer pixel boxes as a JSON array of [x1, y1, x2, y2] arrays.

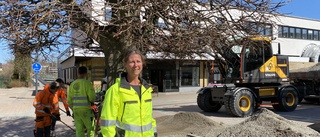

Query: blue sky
[[0, 0, 319, 64], [278, 0, 320, 20], [0, 40, 13, 64]]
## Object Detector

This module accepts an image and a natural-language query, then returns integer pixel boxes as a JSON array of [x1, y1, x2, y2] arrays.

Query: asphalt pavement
[[0, 86, 77, 137], [2, 87, 320, 137], [0, 86, 199, 137]]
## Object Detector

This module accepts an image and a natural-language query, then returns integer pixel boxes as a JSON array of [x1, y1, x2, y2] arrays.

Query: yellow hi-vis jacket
[[67, 78, 95, 110], [100, 74, 157, 137]]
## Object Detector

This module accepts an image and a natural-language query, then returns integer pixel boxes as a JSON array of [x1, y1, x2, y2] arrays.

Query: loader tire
[[273, 87, 298, 112], [228, 89, 255, 117], [197, 90, 222, 112], [224, 95, 232, 114]]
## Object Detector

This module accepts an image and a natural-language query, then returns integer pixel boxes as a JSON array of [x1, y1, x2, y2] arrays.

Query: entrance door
[[150, 70, 163, 92]]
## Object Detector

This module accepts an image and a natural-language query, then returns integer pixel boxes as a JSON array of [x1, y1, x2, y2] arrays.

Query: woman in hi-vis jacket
[[100, 49, 157, 137]]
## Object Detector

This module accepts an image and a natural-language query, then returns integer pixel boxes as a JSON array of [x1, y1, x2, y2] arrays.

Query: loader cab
[[242, 39, 273, 72], [217, 37, 279, 84], [240, 38, 274, 83]]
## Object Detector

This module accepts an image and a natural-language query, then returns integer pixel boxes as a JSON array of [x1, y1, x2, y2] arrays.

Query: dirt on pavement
[[156, 108, 320, 137]]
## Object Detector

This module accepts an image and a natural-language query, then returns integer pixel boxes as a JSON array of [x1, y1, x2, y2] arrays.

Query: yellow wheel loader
[[197, 37, 300, 117]]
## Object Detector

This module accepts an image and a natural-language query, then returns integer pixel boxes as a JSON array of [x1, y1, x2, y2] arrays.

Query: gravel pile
[[215, 108, 320, 137], [156, 108, 320, 137], [156, 112, 225, 137]]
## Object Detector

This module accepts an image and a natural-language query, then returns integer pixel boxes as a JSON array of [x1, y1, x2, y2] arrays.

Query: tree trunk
[[99, 33, 127, 87]]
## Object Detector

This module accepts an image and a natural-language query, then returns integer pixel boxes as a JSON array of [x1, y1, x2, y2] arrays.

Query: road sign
[[32, 62, 42, 71], [34, 70, 40, 74]]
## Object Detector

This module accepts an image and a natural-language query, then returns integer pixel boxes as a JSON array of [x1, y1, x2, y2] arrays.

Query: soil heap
[[156, 108, 320, 137], [156, 112, 225, 137]]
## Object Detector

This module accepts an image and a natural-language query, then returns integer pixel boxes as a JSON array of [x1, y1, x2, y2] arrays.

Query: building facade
[[58, 2, 320, 92], [273, 16, 320, 62]]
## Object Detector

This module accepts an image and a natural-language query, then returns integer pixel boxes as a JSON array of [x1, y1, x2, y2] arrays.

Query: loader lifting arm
[[208, 45, 241, 83]]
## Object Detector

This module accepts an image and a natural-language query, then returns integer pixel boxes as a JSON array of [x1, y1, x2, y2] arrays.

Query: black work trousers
[[36, 126, 51, 137]]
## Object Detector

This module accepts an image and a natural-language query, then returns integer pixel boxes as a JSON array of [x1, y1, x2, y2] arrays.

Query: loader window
[[245, 47, 263, 71], [244, 40, 271, 72]]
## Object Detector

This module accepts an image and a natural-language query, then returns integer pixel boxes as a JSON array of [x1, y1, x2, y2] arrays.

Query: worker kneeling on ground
[[33, 82, 60, 137]]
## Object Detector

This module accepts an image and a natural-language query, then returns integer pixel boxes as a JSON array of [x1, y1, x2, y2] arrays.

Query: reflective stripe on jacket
[[67, 79, 95, 110], [100, 73, 157, 137], [33, 85, 59, 116], [44, 84, 69, 114]]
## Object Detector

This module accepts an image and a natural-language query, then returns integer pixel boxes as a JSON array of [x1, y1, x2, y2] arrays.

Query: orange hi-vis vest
[[33, 85, 59, 116], [44, 84, 69, 114]]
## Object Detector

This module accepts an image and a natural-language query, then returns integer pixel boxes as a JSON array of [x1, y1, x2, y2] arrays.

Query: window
[[282, 26, 288, 38], [295, 28, 301, 39], [248, 22, 257, 34], [257, 25, 264, 35], [302, 29, 307, 39], [289, 27, 295, 38], [278, 25, 320, 41], [244, 40, 272, 73], [308, 30, 313, 40], [265, 24, 272, 36], [314, 31, 319, 40], [247, 22, 272, 36], [181, 66, 199, 86], [278, 26, 283, 37]]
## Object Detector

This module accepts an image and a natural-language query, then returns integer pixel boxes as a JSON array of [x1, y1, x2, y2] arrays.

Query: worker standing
[[100, 49, 157, 137], [68, 66, 96, 137], [33, 82, 60, 137], [43, 78, 71, 137]]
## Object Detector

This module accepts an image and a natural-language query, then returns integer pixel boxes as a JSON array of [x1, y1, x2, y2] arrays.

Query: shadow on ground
[[0, 117, 75, 137]]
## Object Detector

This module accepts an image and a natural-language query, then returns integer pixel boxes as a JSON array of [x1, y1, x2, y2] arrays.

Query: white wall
[[272, 38, 320, 56], [272, 16, 320, 57], [82, 0, 109, 26]]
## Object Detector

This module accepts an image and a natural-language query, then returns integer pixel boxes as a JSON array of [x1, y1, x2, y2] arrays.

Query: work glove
[[66, 111, 71, 117], [43, 107, 50, 114], [91, 105, 98, 113]]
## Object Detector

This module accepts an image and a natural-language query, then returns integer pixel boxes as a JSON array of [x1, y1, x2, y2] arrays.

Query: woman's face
[[125, 53, 143, 77]]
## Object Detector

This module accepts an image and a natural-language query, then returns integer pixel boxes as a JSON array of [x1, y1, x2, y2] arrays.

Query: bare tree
[[0, 0, 288, 84]]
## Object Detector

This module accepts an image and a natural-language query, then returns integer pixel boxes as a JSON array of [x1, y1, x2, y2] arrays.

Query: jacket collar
[[119, 72, 151, 90], [43, 84, 55, 95]]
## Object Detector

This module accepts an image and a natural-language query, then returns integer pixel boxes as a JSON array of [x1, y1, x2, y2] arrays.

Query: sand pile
[[214, 108, 320, 137], [156, 108, 320, 137], [156, 112, 225, 137]]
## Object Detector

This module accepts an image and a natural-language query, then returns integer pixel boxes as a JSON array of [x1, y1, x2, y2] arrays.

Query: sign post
[[32, 62, 42, 94]]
